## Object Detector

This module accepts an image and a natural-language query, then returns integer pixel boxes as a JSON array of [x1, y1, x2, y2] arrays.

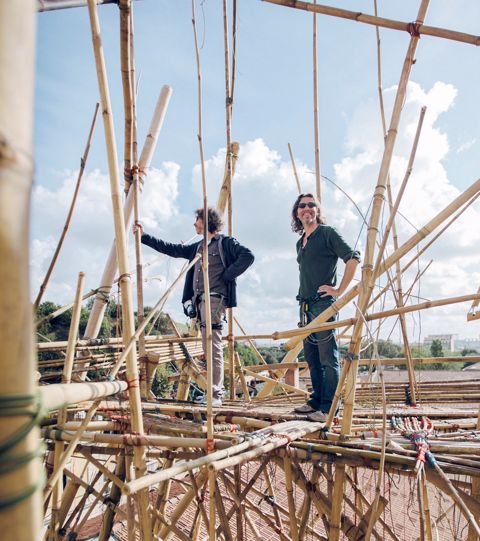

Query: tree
[[430, 339, 444, 358]]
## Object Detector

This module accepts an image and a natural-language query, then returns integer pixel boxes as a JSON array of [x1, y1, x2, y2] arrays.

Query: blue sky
[[33, 1, 480, 342]]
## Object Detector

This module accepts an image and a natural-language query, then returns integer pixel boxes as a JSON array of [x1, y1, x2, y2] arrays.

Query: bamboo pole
[[373, 105, 426, 405], [262, 0, 480, 47], [40, 380, 127, 412], [287, 143, 302, 194], [191, 3, 216, 539], [37, 0, 123, 11], [328, 3, 430, 537], [34, 105, 99, 309], [48, 272, 84, 539], [85, 3, 151, 538], [84, 84, 172, 341], [312, 0, 321, 201], [0, 4, 42, 540]]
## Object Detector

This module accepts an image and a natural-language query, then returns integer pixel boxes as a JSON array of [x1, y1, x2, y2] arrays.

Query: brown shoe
[[294, 403, 316, 414], [307, 410, 327, 422]]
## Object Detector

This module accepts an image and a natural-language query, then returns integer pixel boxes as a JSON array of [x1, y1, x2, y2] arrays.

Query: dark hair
[[291, 193, 326, 234], [195, 207, 224, 234]]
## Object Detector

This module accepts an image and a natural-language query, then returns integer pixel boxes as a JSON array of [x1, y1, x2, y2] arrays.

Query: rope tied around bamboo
[[0, 392, 47, 510]]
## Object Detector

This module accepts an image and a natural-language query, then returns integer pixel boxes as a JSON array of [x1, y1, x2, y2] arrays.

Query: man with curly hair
[[291, 193, 360, 422], [136, 207, 254, 407]]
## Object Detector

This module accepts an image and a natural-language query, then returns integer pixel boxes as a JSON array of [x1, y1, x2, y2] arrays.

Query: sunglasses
[[298, 202, 317, 209]]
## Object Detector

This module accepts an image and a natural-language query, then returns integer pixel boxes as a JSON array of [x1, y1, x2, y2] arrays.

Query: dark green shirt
[[296, 225, 360, 300]]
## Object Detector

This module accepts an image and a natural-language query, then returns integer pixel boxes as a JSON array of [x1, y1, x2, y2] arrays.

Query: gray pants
[[198, 296, 226, 399]]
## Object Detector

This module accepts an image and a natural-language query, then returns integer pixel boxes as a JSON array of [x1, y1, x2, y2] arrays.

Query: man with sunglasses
[[135, 207, 254, 407], [291, 193, 360, 422]]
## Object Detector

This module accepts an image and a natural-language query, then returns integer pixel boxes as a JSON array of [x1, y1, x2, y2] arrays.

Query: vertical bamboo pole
[[328, 3, 430, 539], [283, 456, 299, 541], [191, 1, 216, 538], [467, 408, 480, 541], [312, 0, 321, 201], [84, 85, 172, 340], [222, 0, 237, 401], [49, 272, 84, 540], [34, 105, 99, 310], [85, 2, 151, 539], [0, 3, 42, 541]]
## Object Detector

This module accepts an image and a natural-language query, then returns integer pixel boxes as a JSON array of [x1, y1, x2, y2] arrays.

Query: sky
[[32, 0, 480, 345]]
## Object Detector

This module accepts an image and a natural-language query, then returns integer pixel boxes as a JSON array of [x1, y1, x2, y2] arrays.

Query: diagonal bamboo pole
[[34, 105, 99, 310], [262, 0, 480, 46], [85, 2, 151, 539], [84, 84, 172, 341], [328, 3, 430, 538], [287, 142, 302, 194]]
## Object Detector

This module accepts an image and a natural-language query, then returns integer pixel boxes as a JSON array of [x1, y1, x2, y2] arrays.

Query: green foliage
[[234, 343, 258, 366], [430, 339, 444, 358], [257, 346, 285, 365], [151, 365, 172, 398], [461, 348, 478, 357]]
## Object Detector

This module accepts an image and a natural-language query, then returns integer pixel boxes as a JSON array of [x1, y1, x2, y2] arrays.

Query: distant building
[[454, 337, 480, 352], [423, 334, 457, 351]]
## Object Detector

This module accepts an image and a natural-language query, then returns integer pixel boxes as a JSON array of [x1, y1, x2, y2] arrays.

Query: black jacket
[[141, 233, 254, 310]]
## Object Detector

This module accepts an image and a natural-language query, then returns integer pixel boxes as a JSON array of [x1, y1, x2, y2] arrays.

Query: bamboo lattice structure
[[1, 1, 479, 541]]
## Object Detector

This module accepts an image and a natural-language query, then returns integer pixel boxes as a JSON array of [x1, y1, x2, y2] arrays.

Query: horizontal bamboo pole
[[39, 380, 127, 411], [44, 426, 232, 450], [262, 0, 480, 46], [37, 0, 123, 11]]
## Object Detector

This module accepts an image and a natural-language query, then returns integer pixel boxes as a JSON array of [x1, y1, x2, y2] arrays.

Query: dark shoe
[[294, 403, 316, 414], [307, 410, 327, 422]]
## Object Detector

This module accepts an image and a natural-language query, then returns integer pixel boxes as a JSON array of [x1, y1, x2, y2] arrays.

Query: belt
[[296, 292, 323, 305], [198, 291, 225, 301]]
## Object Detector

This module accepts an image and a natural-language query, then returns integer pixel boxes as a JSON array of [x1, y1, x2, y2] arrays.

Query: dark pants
[[302, 299, 339, 413]]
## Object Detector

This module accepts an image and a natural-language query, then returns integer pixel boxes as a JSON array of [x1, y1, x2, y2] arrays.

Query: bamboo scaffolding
[[262, 0, 480, 46], [34, 105, 98, 310], [0, 4, 42, 540]]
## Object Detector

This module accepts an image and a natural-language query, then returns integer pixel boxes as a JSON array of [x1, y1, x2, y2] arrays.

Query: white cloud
[[30, 81, 480, 343]]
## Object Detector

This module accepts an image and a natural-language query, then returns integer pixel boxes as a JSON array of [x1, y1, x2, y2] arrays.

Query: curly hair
[[291, 193, 326, 234], [195, 207, 224, 234]]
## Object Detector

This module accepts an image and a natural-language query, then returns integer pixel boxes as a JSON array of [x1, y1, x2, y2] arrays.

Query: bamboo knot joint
[[407, 22, 422, 38]]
